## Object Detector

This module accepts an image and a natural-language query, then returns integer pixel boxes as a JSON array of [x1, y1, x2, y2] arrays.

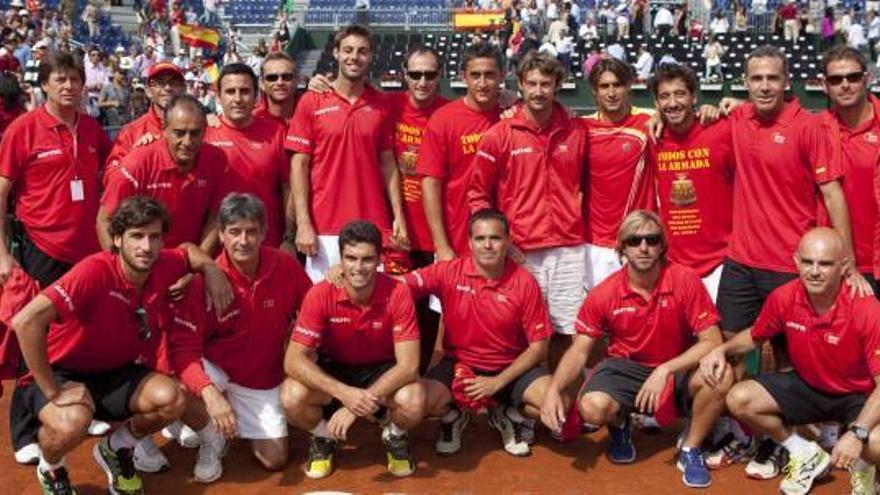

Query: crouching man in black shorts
[[280, 221, 425, 480], [702, 227, 880, 495], [541, 210, 729, 489], [11, 196, 233, 495]]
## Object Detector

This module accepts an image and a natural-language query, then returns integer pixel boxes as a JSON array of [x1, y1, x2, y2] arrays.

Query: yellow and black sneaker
[[93, 437, 144, 495], [382, 425, 415, 477], [305, 435, 337, 480], [37, 465, 78, 495]]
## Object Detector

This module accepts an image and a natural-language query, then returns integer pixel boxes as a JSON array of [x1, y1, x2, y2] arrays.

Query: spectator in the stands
[[81, 0, 100, 39], [0, 72, 26, 140], [99, 68, 130, 127], [709, 11, 729, 34], [616, 4, 630, 39], [703, 36, 724, 81], [633, 45, 653, 82], [673, 4, 687, 35], [846, 12, 868, 50], [85, 46, 109, 118], [579, 17, 599, 41], [869, 10, 880, 61], [654, 4, 674, 38], [607, 40, 625, 62], [821, 7, 839, 51], [133, 44, 158, 79]]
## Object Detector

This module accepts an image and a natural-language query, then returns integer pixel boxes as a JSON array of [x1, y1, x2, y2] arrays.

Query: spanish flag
[[203, 59, 220, 83], [178, 24, 221, 49]]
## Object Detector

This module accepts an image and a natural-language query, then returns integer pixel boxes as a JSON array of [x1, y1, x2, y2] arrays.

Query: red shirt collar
[[216, 246, 279, 287], [35, 105, 78, 130], [746, 97, 802, 127], [333, 272, 392, 304], [509, 102, 572, 133], [792, 278, 853, 321], [620, 263, 674, 300], [461, 256, 518, 287]]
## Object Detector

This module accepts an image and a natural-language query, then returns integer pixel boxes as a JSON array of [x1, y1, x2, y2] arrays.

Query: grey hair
[[218, 192, 267, 230]]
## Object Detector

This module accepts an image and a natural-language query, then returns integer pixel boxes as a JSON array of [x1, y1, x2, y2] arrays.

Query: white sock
[[388, 421, 406, 437], [441, 408, 460, 424], [38, 453, 64, 473], [109, 426, 138, 451], [310, 419, 331, 439], [198, 423, 224, 445], [781, 433, 813, 458]]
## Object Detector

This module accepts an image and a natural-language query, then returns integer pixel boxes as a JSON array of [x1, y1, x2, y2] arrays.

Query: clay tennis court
[[0, 382, 852, 495]]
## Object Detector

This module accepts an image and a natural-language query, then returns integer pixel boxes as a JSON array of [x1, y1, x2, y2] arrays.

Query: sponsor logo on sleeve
[[173, 315, 197, 332], [294, 325, 321, 340], [785, 321, 807, 332], [286, 135, 311, 146], [52, 284, 75, 312]]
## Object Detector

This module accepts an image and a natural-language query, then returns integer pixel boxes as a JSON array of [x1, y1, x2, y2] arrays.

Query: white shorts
[[584, 243, 622, 291], [203, 359, 287, 440], [701, 263, 723, 304], [523, 245, 588, 335], [304, 235, 341, 283]]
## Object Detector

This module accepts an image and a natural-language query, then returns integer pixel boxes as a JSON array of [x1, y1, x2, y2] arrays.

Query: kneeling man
[[702, 227, 880, 495]]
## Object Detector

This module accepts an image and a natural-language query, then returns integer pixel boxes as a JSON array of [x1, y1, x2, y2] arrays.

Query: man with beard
[[702, 228, 880, 495], [254, 51, 298, 125], [11, 196, 231, 495], [205, 63, 291, 250], [285, 24, 407, 282], [541, 210, 728, 488], [104, 62, 185, 186]]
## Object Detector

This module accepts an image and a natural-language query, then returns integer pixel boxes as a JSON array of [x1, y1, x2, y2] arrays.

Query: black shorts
[[753, 371, 867, 426], [320, 359, 396, 419], [21, 363, 153, 422], [12, 221, 72, 289], [425, 357, 549, 407], [864, 273, 880, 300], [717, 258, 797, 333], [582, 357, 692, 418]]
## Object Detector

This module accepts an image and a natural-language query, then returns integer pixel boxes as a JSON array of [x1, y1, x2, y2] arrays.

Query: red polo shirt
[[575, 263, 719, 367], [820, 107, 879, 276], [102, 139, 228, 247], [169, 247, 311, 392], [0, 106, 110, 264], [389, 91, 449, 252], [284, 85, 394, 235], [416, 98, 501, 255], [581, 108, 655, 248], [253, 94, 296, 126], [291, 274, 419, 365], [404, 257, 552, 372], [728, 100, 840, 272], [105, 106, 163, 186], [649, 119, 735, 277], [752, 279, 880, 394], [39, 248, 189, 374], [205, 116, 289, 247], [468, 104, 588, 251]]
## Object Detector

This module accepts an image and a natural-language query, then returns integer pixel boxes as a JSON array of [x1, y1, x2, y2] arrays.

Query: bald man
[[700, 228, 880, 495]]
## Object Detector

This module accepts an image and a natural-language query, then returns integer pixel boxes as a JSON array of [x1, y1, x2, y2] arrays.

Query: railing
[[301, 8, 451, 29]]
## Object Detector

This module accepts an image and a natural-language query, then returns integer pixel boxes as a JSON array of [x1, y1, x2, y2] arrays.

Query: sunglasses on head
[[407, 70, 439, 81], [623, 234, 663, 248], [825, 71, 865, 85], [134, 306, 151, 341], [264, 72, 295, 82]]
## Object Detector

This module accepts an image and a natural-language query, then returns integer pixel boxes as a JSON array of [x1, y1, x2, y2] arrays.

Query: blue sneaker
[[677, 447, 712, 488], [607, 417, 636, 464]]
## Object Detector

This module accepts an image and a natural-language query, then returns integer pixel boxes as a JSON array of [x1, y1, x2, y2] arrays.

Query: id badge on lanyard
[[56, 123, 83, 202]]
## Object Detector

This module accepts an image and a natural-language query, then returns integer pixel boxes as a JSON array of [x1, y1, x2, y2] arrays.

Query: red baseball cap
[[147, 62, 184, 81]]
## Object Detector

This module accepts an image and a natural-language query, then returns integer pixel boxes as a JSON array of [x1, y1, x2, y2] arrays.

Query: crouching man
[[280, 220, 424, 479], [541, 210, 729, 488], [701, 227, 880, 495]]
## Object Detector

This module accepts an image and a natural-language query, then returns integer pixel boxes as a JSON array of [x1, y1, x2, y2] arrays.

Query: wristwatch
[[848, 424, 870, 444]]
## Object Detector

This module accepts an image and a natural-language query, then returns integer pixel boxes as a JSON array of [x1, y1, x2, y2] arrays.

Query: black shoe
[[37, 466, 78, 495]]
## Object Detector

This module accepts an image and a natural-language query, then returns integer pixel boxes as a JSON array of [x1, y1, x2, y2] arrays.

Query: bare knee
[[392, 382, 426, 416], [725, 382, 756, 417], [579, 393, 614, 426], [280, 378, 310, 412], [252, 440, 288, 471], [691, 369, 733, 400], [42, 404, 93, 440]]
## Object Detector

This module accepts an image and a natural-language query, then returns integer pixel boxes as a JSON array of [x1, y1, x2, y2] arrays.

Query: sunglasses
[[407, 70, 439, 81], [148, 78, 182, 88], [264, 72, 295, 82], [825, 71, 865, 85], [134, 306, 151, 341], [623, 234, 663, 248]]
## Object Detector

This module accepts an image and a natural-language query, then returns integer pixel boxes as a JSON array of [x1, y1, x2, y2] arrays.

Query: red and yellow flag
[[178, 24, 221, 49]]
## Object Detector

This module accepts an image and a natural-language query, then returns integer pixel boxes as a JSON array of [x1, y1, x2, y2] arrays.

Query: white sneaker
[[134, 436, 170, 473], [487, 406, 530, 457], [193, 435, 226, 483], [850, 462, 877, 495], [87, 420, 111, 436], [779, 442, 831, 495], [14, 442, 40, 465], [435, 410, 470, 456], [162, 421, 199, 449]]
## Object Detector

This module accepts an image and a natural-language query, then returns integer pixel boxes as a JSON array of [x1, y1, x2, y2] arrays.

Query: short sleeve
[[0, 119, 27, 181], [403, 261, 446, 299], [801, 114, 842, 185], [101, 159, 141, 214], [42, 258, 102, 320], [574, 290, 607, 339], [679, 269, 721, 334], [285, 92, 316, 155], [750, 288, 786, 341], [467, 126, 503, 213], [282, 254, 313, 315], [207, 147, 230, 212], [519, 275, 553, 342], [290, 284, 327, 349], [167, 276, 213, 394], [415, 114, 448, 179], [389, 282, 420, 343], [856, 299, 880, 377]]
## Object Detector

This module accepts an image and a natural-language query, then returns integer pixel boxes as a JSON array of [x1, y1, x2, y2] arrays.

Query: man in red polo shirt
[[647, 64, 734, 302], [702, 228, 880, 495], [405, 208, 555, 457], [105, 62, 185, 186], [819, 46, 880, 295], [541, 210, 727, 489], [168, 193, 312, 482], [281, 220, 422, 479], [285, 24, 406, 282], [206, 63, 291, 249], [417, 43, 503, 259], [254, 51, 298, 125], [0, 50, 112, 465], [10, 197, 232, 495], [468, 52, 588, 339], [99, 95, 228, 253]]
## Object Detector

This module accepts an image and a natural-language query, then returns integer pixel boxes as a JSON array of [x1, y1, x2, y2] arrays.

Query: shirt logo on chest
[[36, 149, 63, 160], [866, 132, 878, 143], [772, 132, 787, 145], [209, 140, 234, 147], [621, 142, 632, 152], [108, 290, 131, 305], [785, 320, 806, 332], [196, 178, 208, 188], [496, 293, 508, 303], [146, 182, 172, 190], [371, 321, 383, 329], [315, 105, 341, 117], [455, 284, 476, 295], [824, 333, 840, 345], [555, 144, 569, 154], [612, 306, 637, 316], [330, 316, 352, 324], [218, 308, 241, 323], [511, 146, 534, 156], [263, 299, 275, 309]]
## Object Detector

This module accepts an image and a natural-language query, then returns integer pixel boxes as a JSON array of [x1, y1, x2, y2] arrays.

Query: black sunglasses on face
[[623, 234, 663, 248], [407, 70, 439, 81], [264, 72, 295, 82], [134, 306, 151, 341], [825, 72, 865, 85]]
